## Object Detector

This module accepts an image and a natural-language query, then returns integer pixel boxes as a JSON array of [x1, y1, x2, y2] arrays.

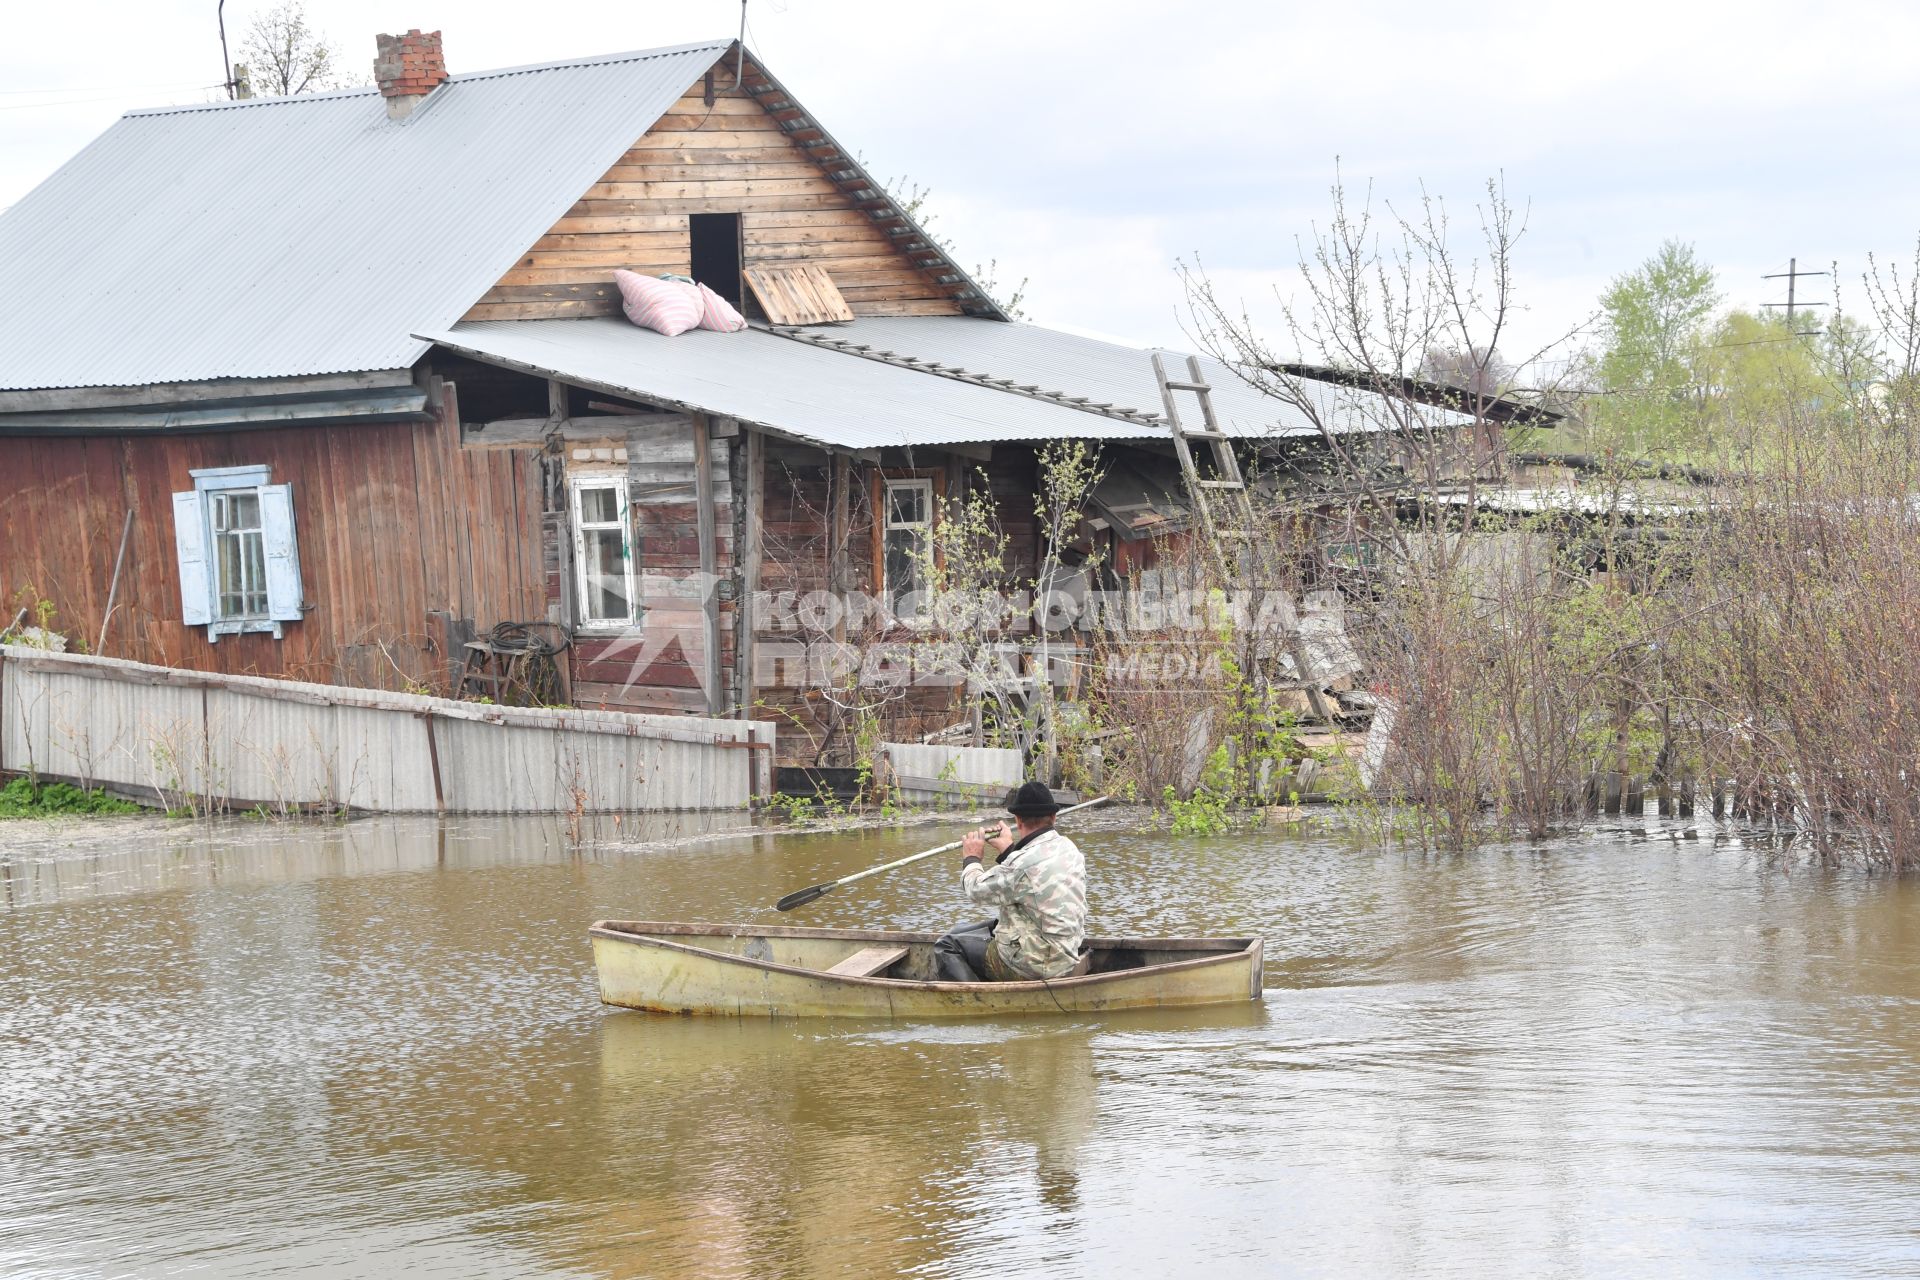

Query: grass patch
[[0, 777, 142, 819]]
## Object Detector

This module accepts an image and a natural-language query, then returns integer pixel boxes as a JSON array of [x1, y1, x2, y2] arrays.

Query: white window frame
[[175, 465, 303, 642], [882, 477, 935, 614], [208, 487, 270, 623], [570, 474, 638, 630]]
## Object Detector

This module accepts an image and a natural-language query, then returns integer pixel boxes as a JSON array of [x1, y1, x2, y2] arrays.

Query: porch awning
[[417, 317, 1165, 452]]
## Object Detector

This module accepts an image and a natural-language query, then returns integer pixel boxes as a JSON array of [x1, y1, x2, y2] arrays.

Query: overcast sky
[[6, 0, 1919, 370]]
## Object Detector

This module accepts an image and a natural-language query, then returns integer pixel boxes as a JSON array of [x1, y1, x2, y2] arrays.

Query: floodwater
[[2, 808, 1919, 1279]]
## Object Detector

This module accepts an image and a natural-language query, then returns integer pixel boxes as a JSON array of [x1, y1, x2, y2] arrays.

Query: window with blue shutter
[[171, 466, 305, 641], [171, 491, 212, 626], [258, 485, 303, 624]]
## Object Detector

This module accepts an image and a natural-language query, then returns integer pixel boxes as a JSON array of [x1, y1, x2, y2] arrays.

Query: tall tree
[[1697, 309, 1819, 447], [239, 1, 341, 97], [1593, 240, 1719, 451]]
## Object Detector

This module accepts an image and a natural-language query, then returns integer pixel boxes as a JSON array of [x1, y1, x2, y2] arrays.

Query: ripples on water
[[2, 812, 1919, 1277]]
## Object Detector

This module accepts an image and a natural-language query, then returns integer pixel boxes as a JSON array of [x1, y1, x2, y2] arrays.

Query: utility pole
[[1761, 258, 1829, 335], [218, 0, 236, 99]]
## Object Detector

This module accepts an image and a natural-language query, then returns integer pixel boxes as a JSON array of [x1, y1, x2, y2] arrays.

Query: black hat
[[1004, 781, 1063, 817]]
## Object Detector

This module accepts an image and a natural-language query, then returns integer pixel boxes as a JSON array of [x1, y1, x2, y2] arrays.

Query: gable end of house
[[462, 49, 1003, 325]]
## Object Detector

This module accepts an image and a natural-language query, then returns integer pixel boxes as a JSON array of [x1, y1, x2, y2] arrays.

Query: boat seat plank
[[824, 945, 910, 977]]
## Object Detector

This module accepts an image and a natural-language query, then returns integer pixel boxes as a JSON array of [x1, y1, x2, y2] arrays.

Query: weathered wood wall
[[462, 53, 967, 323], [750, 439, 839, 760], [747, 441, 1051, 765], [0, 382, 544, 690], [548, 414, 740, 717]]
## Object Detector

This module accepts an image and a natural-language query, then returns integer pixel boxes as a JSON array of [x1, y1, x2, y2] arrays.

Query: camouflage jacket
[[961, 828, 1087, 979]]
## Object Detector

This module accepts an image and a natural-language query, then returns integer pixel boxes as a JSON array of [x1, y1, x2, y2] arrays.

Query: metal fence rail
[[0, 645, 773, 814], [881, 743, 1024, 807]]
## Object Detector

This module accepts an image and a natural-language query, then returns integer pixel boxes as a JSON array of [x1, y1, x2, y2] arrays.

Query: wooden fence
[[1578, 770, 1704, 817], [0, 645, 773, 814]]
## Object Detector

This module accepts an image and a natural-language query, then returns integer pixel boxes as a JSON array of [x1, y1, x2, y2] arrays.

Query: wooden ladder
[[1151, 352, 1252, 553], [1151, 353, 1340, 730]]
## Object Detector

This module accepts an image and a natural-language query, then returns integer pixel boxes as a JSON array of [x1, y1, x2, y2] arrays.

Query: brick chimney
[[373, 29, 447, 120]]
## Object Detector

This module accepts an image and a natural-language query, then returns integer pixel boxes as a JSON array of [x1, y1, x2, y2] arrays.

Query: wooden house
[[0, 32, 1442, 767]]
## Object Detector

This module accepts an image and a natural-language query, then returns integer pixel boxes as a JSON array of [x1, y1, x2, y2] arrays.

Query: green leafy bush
[[0, 777, 141, 819], [1163, 784, 1234, 836]]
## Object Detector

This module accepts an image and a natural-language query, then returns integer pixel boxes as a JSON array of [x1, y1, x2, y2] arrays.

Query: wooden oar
[[773, 796, 1111, 911]]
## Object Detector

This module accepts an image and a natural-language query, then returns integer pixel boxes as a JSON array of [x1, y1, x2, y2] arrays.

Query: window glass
[[889, 483, 925, 527], [883, 479, 933, 613], [582, 528, 630, 621], [211, 488, 268, 619], [885, 527, 923, 605], [573, 479, 634, 626], [579, 486, 620, 525]]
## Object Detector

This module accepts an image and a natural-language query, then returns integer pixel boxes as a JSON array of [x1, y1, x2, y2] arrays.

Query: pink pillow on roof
[[614, 270, 702, 336], [696, 283, 747, 332]]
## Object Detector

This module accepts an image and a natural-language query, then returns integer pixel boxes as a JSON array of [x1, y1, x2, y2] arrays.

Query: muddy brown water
[[2, 809, 1919, 1278]]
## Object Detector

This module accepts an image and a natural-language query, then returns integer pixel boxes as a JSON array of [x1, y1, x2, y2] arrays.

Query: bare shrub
[[1160, 162, 1920, 866]]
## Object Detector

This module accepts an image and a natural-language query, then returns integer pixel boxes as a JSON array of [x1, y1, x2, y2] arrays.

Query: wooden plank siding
[[743, 441, 1049, 765], [560, 415, 741, 719], [461, 59, 967, 324], [0, 387, 544, 692]]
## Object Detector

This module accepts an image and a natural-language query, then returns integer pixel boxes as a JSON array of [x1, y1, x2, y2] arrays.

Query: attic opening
[[689, 213, 744, 310]]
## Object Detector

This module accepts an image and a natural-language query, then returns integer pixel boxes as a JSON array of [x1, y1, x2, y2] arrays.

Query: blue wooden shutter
[[171, 490, 212, 626], [258, 483, 304, 624]]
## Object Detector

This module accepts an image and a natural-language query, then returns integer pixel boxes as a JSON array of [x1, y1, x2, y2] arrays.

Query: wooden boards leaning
[[745, 263, 856, 325]]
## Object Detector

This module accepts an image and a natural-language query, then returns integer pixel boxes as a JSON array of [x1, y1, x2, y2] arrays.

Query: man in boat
[[933, 781, 1088, 983]]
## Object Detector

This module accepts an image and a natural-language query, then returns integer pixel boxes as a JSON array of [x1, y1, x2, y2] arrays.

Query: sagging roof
[[0, 41, 725, 391], [418, 315, 1462, 452], [1275, 363, 1565, 427], [778, 316, 1359, 436], [423, 318, 1156, 449]]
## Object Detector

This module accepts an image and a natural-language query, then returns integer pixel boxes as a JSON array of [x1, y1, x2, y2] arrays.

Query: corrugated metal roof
[[420, 318, 1167, 450], [783, 316, 1404, 437], [419, 314, 1450, 451], [0, 41, 731, 390]]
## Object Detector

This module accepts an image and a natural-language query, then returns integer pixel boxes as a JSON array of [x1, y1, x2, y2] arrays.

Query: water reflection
[[566, 1006, 1262, 1279], [2, 812, 1920, 1276], [0, 810, 759, 909]]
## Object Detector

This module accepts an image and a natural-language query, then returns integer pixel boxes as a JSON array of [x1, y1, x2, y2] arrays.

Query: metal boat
[[590, 920, 1265, 1019]]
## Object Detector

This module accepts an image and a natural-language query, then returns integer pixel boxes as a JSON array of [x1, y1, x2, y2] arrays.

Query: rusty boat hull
[[589, 920, 1265, 1019]]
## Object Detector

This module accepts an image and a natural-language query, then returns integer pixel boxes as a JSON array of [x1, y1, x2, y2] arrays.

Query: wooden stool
[[456, 640, 526, 702]]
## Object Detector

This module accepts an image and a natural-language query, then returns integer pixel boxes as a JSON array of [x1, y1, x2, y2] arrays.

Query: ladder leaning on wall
[[1150, 352, 1339, 730]]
